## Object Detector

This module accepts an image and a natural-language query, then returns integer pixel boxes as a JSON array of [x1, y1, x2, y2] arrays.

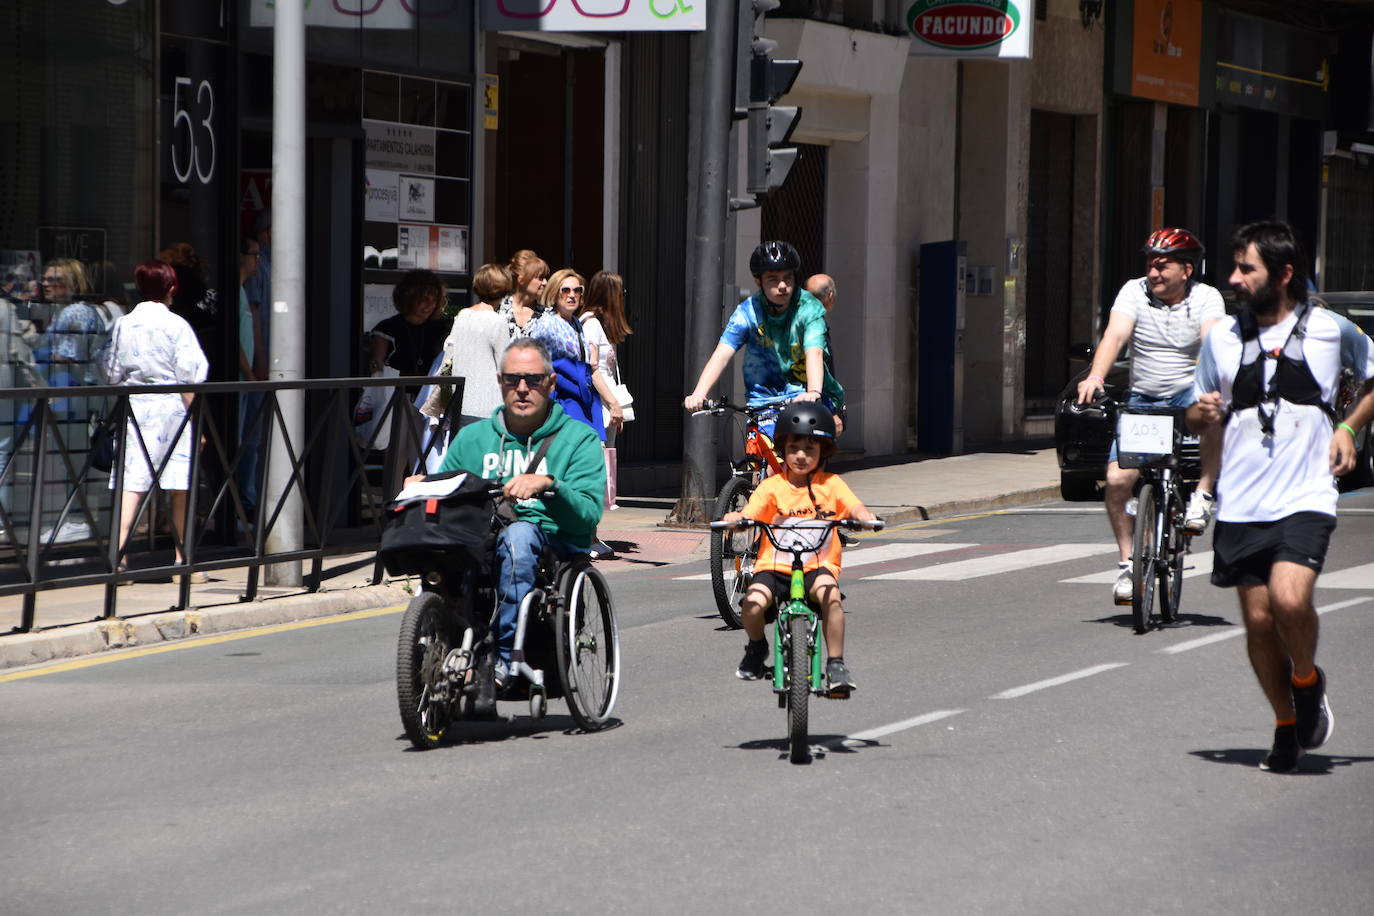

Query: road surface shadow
[[1189, 748, 1374, 775], [736, 733, 883, 763], [1087, 611, 1233, 629], [396, 714, 623, 750]]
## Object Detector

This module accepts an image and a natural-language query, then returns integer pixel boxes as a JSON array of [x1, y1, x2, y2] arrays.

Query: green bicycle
[[711, 516, 884, 764]]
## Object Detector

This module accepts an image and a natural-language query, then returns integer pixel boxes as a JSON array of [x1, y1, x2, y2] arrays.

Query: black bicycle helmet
[[749, 240, 801, 277], [775, 400, 836, 443], [1142, 227, 1204, 268]]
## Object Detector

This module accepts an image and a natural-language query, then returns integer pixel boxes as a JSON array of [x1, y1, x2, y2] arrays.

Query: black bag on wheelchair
[[378, 469, 501, 578]]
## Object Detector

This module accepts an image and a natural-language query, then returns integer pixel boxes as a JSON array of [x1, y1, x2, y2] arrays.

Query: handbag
[[611, 360, 634, 423], [89, 413, 119, 473]]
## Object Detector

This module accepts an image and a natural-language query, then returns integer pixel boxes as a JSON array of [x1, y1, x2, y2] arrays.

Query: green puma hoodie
[[439, 401, 605, 549]]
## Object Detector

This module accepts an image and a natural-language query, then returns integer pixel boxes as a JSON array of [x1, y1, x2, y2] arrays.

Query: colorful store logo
[[907, 0, 1021, 51]]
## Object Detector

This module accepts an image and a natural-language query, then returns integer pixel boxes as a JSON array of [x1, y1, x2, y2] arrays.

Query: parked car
[[1313, 292, 1374, 490], [1053, 351, 1129, 501], [1055, 294, 1374, 502]]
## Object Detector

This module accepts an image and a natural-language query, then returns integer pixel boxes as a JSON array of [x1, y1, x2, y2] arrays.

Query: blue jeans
[[237, 392, 265, 516], [494, 521, 580, 663], [1109, 389, 1196, 464]]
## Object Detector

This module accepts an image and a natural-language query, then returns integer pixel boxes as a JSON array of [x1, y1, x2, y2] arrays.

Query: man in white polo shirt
[[1189, 220, 1374, 773], [1077, 228, 1226, 605]]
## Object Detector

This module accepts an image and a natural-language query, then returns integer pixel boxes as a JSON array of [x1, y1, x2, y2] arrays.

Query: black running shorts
[[749, 568, 836, 609], [1210, 511, 1337, 588]]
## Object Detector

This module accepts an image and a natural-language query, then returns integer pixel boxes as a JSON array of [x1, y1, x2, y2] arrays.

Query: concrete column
[[265, 0, 305, 585]]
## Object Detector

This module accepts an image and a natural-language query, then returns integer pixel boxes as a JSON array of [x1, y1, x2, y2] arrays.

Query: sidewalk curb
[[879, 485, 1063, 525], [0, 583, 412, 671]]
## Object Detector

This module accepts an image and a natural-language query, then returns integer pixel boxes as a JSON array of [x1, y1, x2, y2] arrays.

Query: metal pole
[[265, 0, 305, 585], [670, 0, 735, 525]]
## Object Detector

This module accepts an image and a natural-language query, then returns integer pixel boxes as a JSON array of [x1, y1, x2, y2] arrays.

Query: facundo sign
[[906, 0, 1031, 59]]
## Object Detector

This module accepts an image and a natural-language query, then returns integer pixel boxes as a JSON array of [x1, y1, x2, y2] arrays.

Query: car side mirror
[[1069, 342, 1093, 360]]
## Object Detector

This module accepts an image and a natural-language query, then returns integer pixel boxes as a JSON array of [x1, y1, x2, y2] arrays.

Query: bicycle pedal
[[1114, 596, 1134, 607], [825, 686, 852, 700]]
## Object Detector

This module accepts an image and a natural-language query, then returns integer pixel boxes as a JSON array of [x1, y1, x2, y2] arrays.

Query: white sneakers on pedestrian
[[1113, 566, 1133, 606], [1183, 490, 1216, 535]]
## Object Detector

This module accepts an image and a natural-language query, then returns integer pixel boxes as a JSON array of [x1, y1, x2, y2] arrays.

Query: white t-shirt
[[1111, 278, 1225, 397], [579, 314, 618, 427], [1194, 305, 1374, 522]]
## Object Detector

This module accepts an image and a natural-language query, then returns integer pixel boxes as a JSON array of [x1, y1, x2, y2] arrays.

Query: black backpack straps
[[525, 427, 560, 477]]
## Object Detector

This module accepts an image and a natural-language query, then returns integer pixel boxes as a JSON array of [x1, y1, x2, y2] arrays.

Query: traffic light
[[747, 2, 802, 196]]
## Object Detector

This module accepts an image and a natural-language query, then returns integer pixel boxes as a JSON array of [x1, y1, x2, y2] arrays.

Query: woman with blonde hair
[[532, 268, 605, 441], [37, 257, 107, 387], [579, 271, 632, 447], [498, 249, 550, 338]]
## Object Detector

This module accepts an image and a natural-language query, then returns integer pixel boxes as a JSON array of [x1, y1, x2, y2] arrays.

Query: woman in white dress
[[579, 271, 632, 446], [101, 259, 209, 576]]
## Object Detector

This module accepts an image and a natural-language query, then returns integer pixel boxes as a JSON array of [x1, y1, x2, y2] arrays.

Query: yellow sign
[[483, 74, 499, 131], [1131, 0, 1202, 107]]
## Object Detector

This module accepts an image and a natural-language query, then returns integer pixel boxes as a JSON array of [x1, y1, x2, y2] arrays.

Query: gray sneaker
[[1113, 567, 1134, 606], [736, 639, 769, 680]]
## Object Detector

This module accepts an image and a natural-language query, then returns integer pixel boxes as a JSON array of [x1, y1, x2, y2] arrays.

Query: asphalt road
[[4, 490, 1373, 914]]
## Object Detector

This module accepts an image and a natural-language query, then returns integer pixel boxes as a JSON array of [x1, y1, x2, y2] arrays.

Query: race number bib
[[1117, 412, 1174, 455]]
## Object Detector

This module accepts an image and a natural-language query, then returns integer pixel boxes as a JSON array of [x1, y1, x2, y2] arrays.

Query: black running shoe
[[839, 531, 860, 548], [825, 657, 856, 697], [736, 640, 769, 680], [1293, 666, 1334, 750], [1260, 724, 1303, 773]]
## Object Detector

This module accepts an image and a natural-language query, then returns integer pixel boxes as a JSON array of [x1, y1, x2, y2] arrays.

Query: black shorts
[[1210, 511, 1337, 588], [749, 569, 836, 610]]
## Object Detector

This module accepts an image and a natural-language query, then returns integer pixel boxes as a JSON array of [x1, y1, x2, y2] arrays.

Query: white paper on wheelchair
[[1117, 413, 1173, 455]]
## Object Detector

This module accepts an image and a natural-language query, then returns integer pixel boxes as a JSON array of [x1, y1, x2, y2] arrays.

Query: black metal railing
[[0, 375, 460, 632]]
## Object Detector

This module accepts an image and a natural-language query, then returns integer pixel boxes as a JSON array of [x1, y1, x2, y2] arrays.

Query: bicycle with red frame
[[691, 398, 786, 628]]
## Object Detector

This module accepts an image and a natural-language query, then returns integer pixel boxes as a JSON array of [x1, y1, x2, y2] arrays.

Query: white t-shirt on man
[[1111, 278, 1225, 398], [1194, 305, 1374, 522]]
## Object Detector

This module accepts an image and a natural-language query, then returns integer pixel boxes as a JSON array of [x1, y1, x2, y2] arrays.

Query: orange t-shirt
[[741, 471, 863, 577]]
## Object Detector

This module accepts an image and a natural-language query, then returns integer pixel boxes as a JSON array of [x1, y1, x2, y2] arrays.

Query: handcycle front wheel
[[1131, 483, 1160, 634], [396, 591, 456, 750], [556, 563, 621, 731], [710, 475, 760, 629], [786, 614, 810, 764]]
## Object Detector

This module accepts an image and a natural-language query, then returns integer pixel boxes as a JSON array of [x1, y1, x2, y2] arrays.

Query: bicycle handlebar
[[690, 397, 782, 420], [709, 518, 884, 532]]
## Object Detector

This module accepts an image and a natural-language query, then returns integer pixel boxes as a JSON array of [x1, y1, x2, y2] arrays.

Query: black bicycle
[[1112, 402, 1201, 633]]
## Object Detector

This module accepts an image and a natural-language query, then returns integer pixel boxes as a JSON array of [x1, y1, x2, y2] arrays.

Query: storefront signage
[[1130, 0, 1201, 107], [400, 176, 435, 222], [398, 224, 468, 273], [1213, 10, 1330, 118], [906, 0, 1032, 59], [365, 170, 400, 222], [170, 76, 218, 184], [251, 1, 437, 30], [364, 121, 436, 175], [36, 227, 106, 267], [480, 0, 704, 33]]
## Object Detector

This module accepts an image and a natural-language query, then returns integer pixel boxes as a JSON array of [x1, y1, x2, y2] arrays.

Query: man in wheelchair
[[434, 338, 606, 688]]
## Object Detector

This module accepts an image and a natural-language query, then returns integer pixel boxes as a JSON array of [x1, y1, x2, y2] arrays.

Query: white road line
[[1158, 596, 1373, 654], [990, 663, 1129, 699], [866, 543, 1115, 581], [672, 542, 976, 581], [1315, 562, 1374, 590], [840, 709, 966, 746], [1060, 551, 1214, 585]]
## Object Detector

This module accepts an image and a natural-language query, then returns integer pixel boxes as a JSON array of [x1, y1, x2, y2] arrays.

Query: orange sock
[[1275, 717, 1297, 727], [1292, 669, 1319, 689]]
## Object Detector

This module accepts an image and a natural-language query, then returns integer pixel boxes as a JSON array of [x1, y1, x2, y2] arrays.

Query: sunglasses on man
[[500, 372, 550, 388]]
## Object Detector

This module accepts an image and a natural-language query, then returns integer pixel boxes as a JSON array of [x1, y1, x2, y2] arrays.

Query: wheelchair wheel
[[396, 591, 455, 750], [556, 563, 621, 731]]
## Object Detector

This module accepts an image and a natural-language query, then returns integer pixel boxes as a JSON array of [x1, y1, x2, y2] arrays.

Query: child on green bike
[[720, 401, 876, 696]]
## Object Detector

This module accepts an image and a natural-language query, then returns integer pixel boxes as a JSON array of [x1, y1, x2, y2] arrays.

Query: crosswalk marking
[[1315, 562, 1374, 590], [864, 543, 1115, 581], [1059, 551, 1215, 585], [672, 542, 977, 581]]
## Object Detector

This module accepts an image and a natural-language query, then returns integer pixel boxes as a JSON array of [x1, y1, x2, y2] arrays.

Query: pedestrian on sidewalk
[[580, 271, 632, 517], [1188, 220, 1374, 773]]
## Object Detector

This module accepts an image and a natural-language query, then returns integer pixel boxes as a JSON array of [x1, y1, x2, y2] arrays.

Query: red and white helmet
[[1142, 228, 1205, 268]]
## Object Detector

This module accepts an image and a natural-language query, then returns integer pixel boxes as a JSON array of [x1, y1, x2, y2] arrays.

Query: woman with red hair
[[101, 259, 209, 579]]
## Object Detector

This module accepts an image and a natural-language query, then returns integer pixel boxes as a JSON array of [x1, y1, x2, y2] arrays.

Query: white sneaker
[[1113, 567, 1134, 606], [1183, 490, 1215, 535]]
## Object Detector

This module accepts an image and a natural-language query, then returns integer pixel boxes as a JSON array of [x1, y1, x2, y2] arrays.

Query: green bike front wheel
[[786, 614, 810, 764]]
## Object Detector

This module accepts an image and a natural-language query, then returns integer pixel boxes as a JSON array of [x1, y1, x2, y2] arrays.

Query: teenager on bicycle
[[683, 241, 844, 436], [719, 402, 875, 696], [433, 338, 606, 688], [1076, 228, 1225, 605]]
